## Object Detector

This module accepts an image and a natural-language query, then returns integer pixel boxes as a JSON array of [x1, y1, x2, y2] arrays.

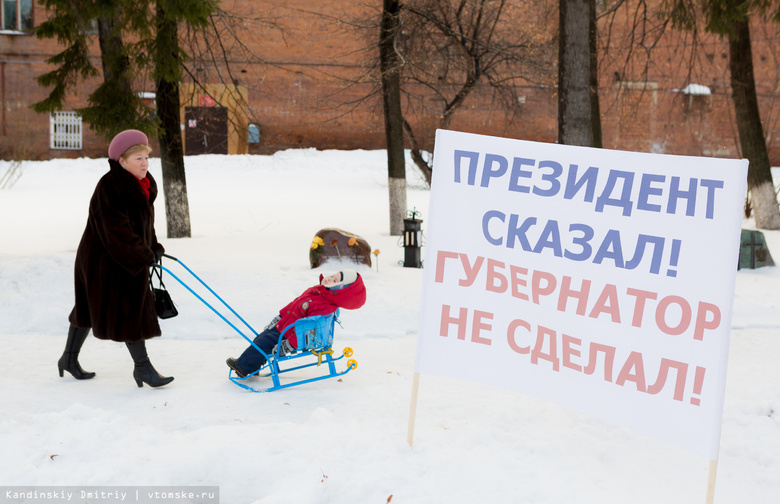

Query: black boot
[[226, 357, 247, 378], [126, 341, 174, 388], [58, 325, 96, 380]]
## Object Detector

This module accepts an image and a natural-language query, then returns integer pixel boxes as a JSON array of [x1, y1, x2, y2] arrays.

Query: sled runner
[[152, 254, 358, 393]]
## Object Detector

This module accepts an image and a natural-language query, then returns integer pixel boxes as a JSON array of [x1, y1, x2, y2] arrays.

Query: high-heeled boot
[[126, 341, 174, 388], [58, 325, 96, 379]]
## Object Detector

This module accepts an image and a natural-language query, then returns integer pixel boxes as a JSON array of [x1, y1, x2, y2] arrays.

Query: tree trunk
[[558, 0, 602, 147], [155, 3, 192, 238], [587, 0, 602, 149], [728, 17, 780, 229], [97, 16, 131, 97], [380, 0, 407, 236], [92, 14, 147, 138]]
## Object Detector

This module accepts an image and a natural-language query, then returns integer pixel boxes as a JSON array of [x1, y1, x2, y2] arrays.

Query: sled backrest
[[294, 310, 338, 351]]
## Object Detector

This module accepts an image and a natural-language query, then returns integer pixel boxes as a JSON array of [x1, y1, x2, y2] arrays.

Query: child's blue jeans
[[236, 327, 282, 374]]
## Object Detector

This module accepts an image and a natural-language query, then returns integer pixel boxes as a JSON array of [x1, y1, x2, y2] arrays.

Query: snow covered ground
[[0, 150, 778, 503]]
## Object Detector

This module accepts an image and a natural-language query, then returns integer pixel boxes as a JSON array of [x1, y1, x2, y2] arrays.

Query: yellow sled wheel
[[347, 359, 358, 370], [342, 347, 354, 357]]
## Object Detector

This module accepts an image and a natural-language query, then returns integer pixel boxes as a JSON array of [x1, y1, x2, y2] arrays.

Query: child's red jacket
[[276, 273, 366, 348]]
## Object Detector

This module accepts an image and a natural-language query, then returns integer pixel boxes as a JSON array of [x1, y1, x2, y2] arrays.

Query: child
[[227, 269, 366, 377]]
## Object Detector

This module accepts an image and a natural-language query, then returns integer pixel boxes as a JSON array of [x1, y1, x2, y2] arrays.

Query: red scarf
[[137, 177, 150, 200]]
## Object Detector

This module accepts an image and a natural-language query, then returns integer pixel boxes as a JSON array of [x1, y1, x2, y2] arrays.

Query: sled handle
[[152, 256, 259, 341]]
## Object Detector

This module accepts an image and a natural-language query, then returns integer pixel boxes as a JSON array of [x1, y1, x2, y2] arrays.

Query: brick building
[[1, 0, 779, 165]]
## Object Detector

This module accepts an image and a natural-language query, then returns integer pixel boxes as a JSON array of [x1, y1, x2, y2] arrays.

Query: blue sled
[[228, 310, 357, 393], [152, 255, 357, 393]]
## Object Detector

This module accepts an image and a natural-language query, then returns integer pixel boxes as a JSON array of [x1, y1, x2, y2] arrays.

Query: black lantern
[[403, 209, 423, 268]]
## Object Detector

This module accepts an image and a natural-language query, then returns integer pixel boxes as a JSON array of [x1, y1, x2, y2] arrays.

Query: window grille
[[50, 112, 83, 150]]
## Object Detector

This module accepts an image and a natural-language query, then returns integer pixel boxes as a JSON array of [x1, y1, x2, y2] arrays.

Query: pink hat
[[108, 129, 148, 161]]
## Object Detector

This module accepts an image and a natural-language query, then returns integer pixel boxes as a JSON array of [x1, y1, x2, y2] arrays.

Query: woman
[[58, 129, 173, 388]]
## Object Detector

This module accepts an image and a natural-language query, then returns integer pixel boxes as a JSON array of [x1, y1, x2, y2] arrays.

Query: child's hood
[[318, 272, 366, 310]]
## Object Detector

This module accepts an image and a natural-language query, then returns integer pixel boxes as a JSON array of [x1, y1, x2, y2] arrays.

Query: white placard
[[414, 129, 748, 458]]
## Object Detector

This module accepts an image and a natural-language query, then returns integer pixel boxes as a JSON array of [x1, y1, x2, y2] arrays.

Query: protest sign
[[413, 130, 748, 459]]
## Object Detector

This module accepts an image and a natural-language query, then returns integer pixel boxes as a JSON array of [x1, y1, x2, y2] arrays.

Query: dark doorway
[[184, 107, 229, 155]]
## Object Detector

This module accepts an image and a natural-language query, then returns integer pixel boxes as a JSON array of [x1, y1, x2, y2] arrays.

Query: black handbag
[[150, 264, 178, 319]]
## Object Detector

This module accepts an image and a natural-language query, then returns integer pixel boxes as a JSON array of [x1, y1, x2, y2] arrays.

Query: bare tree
[[397, 0, 555, 184]]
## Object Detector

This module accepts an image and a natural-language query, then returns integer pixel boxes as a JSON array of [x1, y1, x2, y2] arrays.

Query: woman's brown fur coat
[[68, 160, 164, 342]]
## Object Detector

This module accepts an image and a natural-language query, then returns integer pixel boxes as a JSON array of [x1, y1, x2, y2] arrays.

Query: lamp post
[[403, 209, 423, 268]]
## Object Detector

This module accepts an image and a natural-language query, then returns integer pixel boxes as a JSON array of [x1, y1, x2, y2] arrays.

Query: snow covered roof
[[680, 83, 711, 95]]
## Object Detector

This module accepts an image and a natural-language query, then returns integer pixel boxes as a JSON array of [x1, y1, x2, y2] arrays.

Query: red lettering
[[588, 284, 621, 322], [507, 319, 531, 354], [557, 276, 591, 316], [458, 254, 485, 287], [626, 288, 658, 328], [655, 296, 692, 336], [531, 325, 560, 371], [472, 310, 494, 346], [486, 259, 508, 293], [531, 270, 557, 304], [693, 302, 721, 341], [435, 250, 460, 283], [440, 304, 467, 340], [647, 359, 688, 401], [561, 334, 582, 372], [584, 343, 616, 382], [510, 265, 529, 301], [616, 351, 647, 392]]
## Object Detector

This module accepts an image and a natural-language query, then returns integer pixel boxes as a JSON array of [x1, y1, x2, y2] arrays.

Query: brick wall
[[1, 0, 778, 165], [0, 21, 111, 160]]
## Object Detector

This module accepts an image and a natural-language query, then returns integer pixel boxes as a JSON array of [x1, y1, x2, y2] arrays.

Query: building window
[[50, 112, 83, 150], [680, 83, 712, 115], [248, 124, 260, 144], [2, 0, 32, 31]]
